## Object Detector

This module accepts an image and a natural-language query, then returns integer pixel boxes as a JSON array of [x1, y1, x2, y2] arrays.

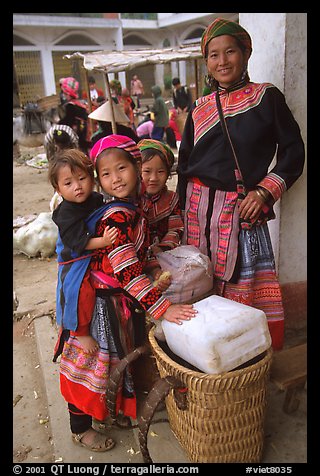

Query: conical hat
[[88, 100, 129, 123]]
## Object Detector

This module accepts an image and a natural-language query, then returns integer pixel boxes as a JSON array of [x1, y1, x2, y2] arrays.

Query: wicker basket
[[148, 327, 273, 463], [36, 94, 60, 112]]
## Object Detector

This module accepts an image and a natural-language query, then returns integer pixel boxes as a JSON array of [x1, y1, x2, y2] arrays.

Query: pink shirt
[[137, 120, 154, 138], [131, 79, 144, 96]]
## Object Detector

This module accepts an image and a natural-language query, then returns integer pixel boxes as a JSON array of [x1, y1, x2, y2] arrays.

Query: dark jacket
[[151, 86, 169, 128]]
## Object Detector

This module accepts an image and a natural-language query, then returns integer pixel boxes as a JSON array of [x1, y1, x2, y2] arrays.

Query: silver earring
[[241, 66, 248, 81], [204, 74, 216, 89]]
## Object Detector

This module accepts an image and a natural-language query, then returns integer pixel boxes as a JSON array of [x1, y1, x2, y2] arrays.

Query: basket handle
[[137, 375, 186, 463], [105, 345, 149, 424]]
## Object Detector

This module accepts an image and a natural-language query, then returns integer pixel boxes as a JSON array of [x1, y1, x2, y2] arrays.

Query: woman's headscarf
[[138, 139, 175, 170], [201, 18, 252, 58], [60, 77, 79, 99], [90, 134, 141, 166]]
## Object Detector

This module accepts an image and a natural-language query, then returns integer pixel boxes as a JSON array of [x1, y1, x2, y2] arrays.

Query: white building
[[13, 13, 238, 105]]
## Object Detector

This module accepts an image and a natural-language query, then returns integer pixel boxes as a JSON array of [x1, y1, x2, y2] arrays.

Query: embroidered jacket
[[89, 202, 171, 322], [177, 82, 305, 209], [141, 187, 184, 252]]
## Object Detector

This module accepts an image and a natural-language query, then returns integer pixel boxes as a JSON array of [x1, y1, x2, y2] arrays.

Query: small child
[[138, 139, 184, 252], [48, 148, 117, 353], [138, 139, 184, 292]]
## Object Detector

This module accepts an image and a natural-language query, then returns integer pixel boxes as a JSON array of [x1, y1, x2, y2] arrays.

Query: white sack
[[13, 212, 58, 258]]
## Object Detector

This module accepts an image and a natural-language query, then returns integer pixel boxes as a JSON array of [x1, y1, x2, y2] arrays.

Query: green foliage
[[163, 75, 172, 90]]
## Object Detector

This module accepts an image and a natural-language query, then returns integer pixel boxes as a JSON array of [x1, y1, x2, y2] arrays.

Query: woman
[[177, 18, 305, 350], [130, 74, 144, 108], [58, 77, 89, 154], [44, 124, 79, 162]]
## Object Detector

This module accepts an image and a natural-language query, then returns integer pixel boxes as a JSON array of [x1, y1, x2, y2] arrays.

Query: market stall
[[64, 45, 202, 133]]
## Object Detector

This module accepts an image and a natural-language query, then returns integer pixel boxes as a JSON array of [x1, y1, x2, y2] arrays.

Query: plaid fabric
[[90, 134, 142, 165], [138, 138, 175, 169], [61, 77, 79, 99], [201, 18, 252, 57]]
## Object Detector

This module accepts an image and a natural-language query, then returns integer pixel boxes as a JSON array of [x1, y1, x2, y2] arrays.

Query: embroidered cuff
[[148, 295, 172, 320], [258, 173, 287, 202]]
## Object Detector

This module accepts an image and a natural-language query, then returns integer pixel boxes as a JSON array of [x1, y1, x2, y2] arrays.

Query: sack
[[155, 245, 213, 304]]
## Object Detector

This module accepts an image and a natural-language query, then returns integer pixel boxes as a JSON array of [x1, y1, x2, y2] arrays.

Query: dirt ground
[[13, 137, 58, 463]]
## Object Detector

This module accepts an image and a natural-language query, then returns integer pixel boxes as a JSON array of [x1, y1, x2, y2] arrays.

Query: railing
[[14, 13, 104, 17], [121, 13, 157, 20]]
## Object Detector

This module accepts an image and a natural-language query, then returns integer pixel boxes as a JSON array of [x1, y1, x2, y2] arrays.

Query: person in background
[[138, 139, 183, 262], [119, 88, 136, 130], [109, 79, 122, 104], [165, 108, 182, 149], [88, 100, 139, 146], [172, 77, 193, 113], [177, 17, 305, 351], [44, 124, 79, 162], [58, 77, 89, 154], [82, 76, 105, 111], [130, 74, 144, 108], [58, 77, 67, 105], [150, 85, 169, 142], [136, 115, 154, 140]]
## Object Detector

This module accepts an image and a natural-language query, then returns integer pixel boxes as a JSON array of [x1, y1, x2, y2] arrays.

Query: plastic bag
[[156, 245, 213, 304]]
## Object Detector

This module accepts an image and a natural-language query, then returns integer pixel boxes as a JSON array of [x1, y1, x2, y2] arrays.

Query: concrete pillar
[[155, 64, 165, 90], [179, 61, 187, 86], [171, 61, 179, 80], [40, 47, 56, 96], [240, 13, 307, 327]]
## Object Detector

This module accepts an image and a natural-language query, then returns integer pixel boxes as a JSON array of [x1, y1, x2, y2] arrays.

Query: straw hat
[[88, 100, 130, 124]]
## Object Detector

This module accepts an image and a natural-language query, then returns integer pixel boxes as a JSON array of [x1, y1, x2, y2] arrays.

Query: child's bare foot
[[72, 427, 115, 451], [76, 335, 99, 353]]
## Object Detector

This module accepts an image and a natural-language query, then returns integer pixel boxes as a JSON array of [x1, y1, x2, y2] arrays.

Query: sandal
[[116, 413, 132, 429], [72, 428, 115, 452]]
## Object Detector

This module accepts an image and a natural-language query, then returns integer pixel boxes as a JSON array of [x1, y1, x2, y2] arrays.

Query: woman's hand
[[238, 190, 265, 221], [162, 304, 197, 325]]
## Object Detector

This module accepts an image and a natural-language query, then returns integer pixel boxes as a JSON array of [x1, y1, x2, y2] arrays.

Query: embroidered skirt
[[59, 293, 137, 421], [183, 181, 284, 350]]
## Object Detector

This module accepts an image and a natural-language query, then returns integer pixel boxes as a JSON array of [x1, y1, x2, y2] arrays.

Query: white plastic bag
[[156, 245, 213, 304]]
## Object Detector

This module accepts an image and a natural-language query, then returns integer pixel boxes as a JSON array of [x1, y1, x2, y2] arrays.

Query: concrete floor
[[13, 315, 307, 464]]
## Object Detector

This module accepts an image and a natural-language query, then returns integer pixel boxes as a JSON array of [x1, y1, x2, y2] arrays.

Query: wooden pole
[[194, 59, 199, 99], [102, 72, 117, 134], [84, 69, 94, 134]]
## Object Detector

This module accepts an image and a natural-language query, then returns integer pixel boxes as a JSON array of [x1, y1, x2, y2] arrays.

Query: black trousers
[[68, 403, 92, 434]]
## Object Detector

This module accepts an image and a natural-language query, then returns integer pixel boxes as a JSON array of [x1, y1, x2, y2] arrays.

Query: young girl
[[57, 135, 196, 452], [138, 139, 184, 258], [49, 149, 117, 354]]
